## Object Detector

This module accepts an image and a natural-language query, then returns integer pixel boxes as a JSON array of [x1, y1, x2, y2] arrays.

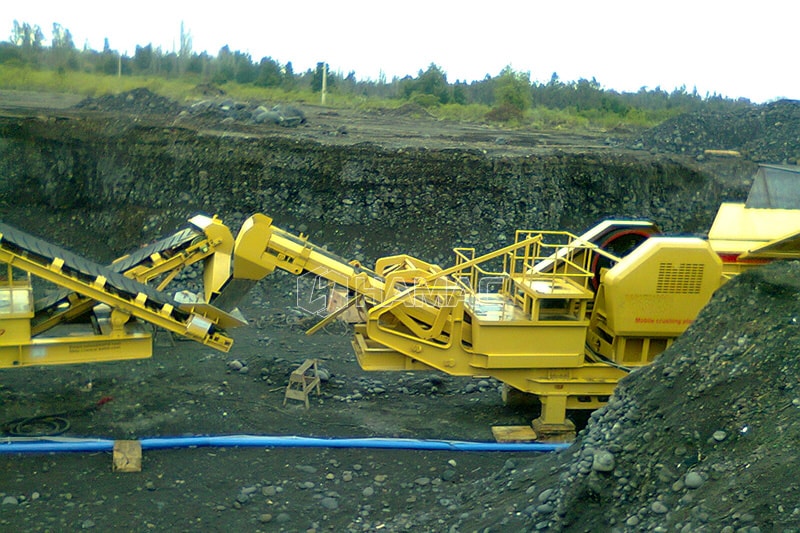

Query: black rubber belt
[[32, 226, 200, 313], [110, 226, 200, 273], [0, 222, 179, 310]]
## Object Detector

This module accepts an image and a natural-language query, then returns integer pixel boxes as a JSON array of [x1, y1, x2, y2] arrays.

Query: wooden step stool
[[283, 359, 321, 408]]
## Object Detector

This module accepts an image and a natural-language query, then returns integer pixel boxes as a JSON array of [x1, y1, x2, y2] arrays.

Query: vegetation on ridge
[[1, 20, 756, 130]]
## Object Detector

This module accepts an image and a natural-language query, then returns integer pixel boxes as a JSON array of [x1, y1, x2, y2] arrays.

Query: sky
[[2, 0, 797, 103]]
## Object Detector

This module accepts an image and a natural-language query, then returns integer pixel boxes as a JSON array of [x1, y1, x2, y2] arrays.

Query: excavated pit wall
[[0, 116, 752, 264]]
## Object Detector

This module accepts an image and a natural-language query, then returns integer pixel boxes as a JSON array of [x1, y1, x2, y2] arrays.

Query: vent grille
[[656, 263, 704, 294]]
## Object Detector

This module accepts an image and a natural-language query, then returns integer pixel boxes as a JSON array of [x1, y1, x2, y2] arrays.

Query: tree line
[[2, 21, 753, 122]]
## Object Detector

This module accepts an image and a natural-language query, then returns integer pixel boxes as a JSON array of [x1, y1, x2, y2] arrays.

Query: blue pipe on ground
[[0, 435, 570, 454]]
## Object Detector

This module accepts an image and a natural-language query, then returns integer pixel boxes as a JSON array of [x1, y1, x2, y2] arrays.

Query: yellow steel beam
[[234, 213, 386, 301], [0, 331, 152, 368]]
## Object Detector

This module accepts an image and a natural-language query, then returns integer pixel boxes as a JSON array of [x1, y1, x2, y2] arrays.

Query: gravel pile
[[74, 89, 306, 128], [392, 260, 800, 532], [636, 99, 800, 164], [74, 88, 183, 116], [184, 100, 306, 127]]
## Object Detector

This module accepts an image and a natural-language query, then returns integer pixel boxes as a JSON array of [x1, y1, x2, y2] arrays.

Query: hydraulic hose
[[1, 397, 114, 438], [0, 435, 570, 454]]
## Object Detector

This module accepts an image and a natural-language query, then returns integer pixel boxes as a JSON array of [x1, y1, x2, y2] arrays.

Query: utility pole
[[321, 63, 327, 105]]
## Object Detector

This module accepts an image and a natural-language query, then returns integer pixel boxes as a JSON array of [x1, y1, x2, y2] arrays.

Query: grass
[[434, 103, 492, 122], [0, 66, 191, 99]]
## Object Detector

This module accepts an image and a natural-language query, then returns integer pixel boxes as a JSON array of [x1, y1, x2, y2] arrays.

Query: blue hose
[[0, 435, 570, 454]]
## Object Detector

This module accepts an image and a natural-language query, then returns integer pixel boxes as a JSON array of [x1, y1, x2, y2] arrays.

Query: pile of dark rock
[[74, 87, 183, 116], [636, 99, 800, 164], [74, 88, 306, 128], [522, 260, 800, 532], [185, 100, 306, 127]]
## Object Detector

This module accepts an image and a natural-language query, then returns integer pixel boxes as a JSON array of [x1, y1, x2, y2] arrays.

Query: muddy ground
[[0, 89, 798, 532]]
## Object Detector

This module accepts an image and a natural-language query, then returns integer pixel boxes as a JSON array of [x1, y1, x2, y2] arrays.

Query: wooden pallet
[[491, 425, 538, 443]]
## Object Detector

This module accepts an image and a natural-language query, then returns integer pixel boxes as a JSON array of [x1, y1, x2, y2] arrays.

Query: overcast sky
[[3, 0, 797, 103]]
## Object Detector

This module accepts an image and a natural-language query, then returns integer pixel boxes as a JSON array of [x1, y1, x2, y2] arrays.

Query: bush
[[485, 103, 523, 123], [410, 93, 441, 108]]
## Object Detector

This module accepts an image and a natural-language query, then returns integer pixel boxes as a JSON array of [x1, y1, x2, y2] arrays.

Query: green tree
[[486, 67, 530, 122], [402, 63, 450, 105], [51, 23, 74, 50], [494, 66, 531, 112], [133, 44, 154, 73], [451, 82, 467, 105], [532, 72, 567, 108], [212, 45, 235, 83], [211, 46, 257, 84], [50, 23, 78, 71], [11, 20, 43, 48], [97, 50, 119, 75], [310, 62, 335, 92], [186, 51, 209, 76], [11, 20, 44, 65], [0, 42, 22, 64], [466, 75, 496, 106], [178, 21, 192, 75], [232, 51, 256, 84], [282, 61, 295, 89], [255, 56, 283, 87]]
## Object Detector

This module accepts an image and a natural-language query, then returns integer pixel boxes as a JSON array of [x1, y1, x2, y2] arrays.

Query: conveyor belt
[[0, 221, 235, 351], [0, 222, 179, 311], [34, 288, 73, 313], [279, 228, 385, 284], [32, 226, 202, 314], [110, 226, 200, 273]]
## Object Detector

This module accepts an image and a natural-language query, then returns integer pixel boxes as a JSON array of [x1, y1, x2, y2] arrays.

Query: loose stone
[[684, 471, 705, 489]]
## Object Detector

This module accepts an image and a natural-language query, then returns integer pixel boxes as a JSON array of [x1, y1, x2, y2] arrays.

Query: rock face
[[0, 112, 748, 266]]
